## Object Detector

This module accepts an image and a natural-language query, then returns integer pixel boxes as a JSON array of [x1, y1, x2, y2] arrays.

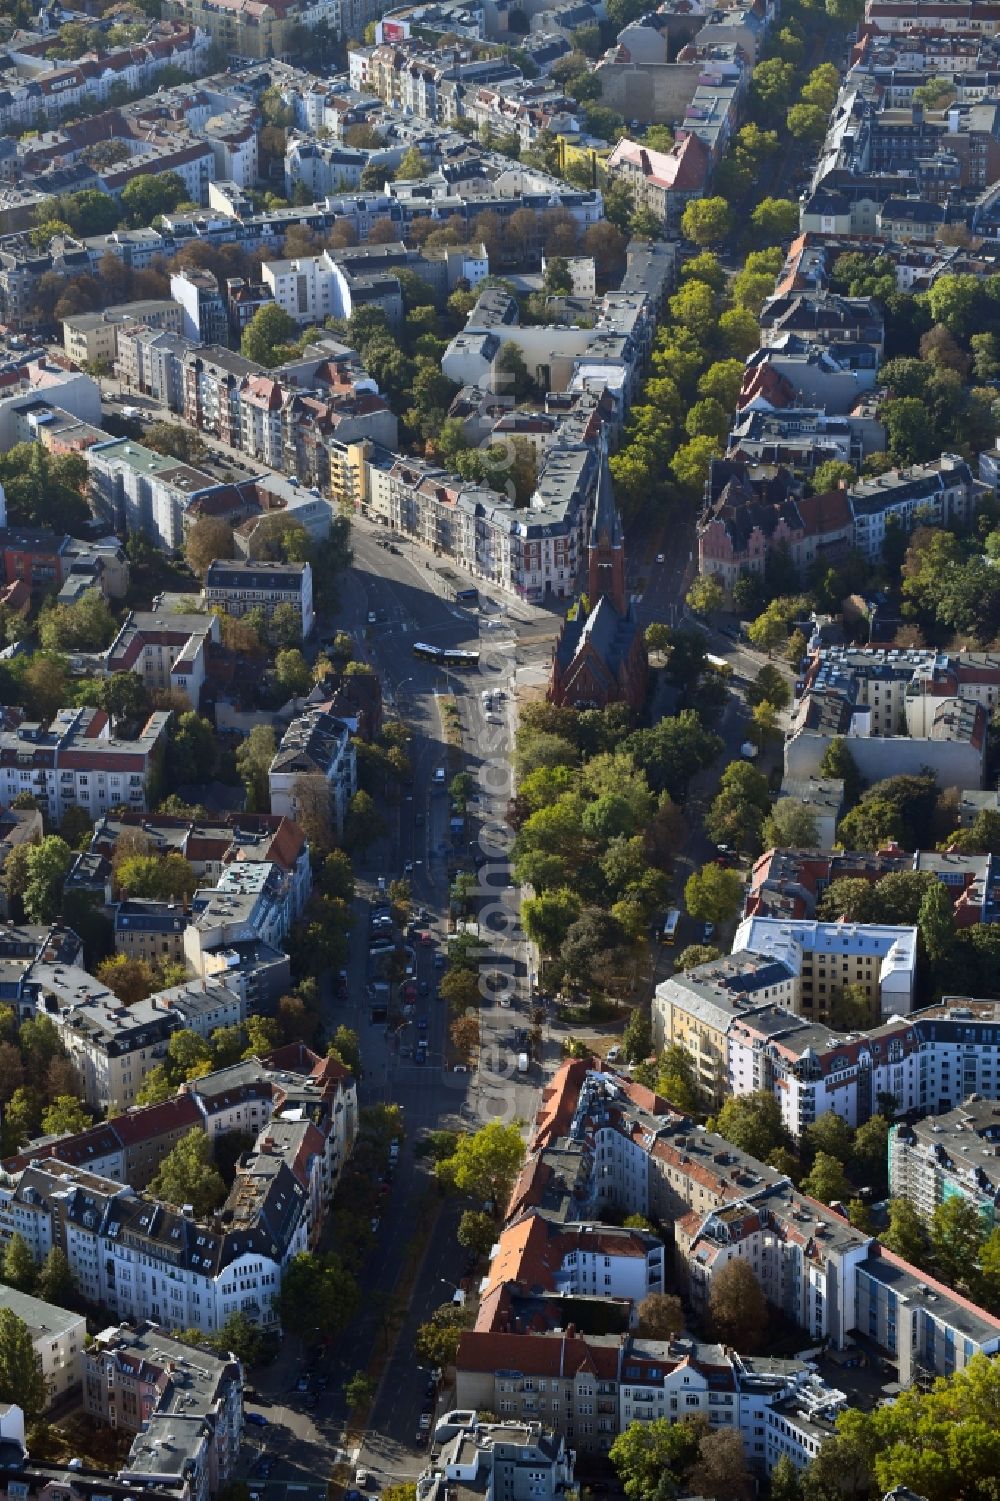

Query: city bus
[[412, 642, 481, 670], [705, 653, 734, 679], [660, 909, 681, 946]]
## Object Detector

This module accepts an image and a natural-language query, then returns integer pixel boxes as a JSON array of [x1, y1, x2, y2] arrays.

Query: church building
[[547, 455, 648, 712]]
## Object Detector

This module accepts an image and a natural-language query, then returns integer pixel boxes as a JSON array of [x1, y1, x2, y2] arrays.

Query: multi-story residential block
[[483, 1213, 665, 1305], [171, 269, 230, 347], [747, 845, 1000, 928], [203, 560, 313, 639], [86, 438, 216, 552], [262, 248, 403, 329], [889, 1096, 1000, 1224], [652, 919, 918, 1098], [456, 1326, 847, 1470], [0, 708, 171, 830], [0, 1051, 355, 1339], [849, 454, 981, 561], [107, 610, 221, 709], [698, 467, 854, 599], [162, 0, 341, 62], [113, 900, 188, 966], [504, 1061, 1000, 1393], [604, 136, 710, 231], [0, 1286, 85, 1408], [62, 300, 183, 367], [422, 1420, 576, 1501], [269, 707, 357, 837], [87, 811, 312, 920], [83, 1322, 242, 1497]]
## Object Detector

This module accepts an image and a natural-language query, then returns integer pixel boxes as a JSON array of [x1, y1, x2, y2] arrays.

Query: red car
[[404, 982, 417, 1001]]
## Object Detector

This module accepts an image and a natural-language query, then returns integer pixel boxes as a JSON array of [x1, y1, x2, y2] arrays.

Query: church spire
[[588, 448, 626, 616]]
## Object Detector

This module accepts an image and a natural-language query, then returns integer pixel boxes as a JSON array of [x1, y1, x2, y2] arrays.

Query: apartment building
[[889, 1097, 1000, 1224], [748, 845, 1000, 928], [0, 1056, 356, 1341], [505, 1061, 1000, 1391], [86, 438, 215, 553], [87, 811, 312, 920], [269, 707, 357, 837], [483, 1213, 665, 1305], [604, 135, 710, 231], [456, 1328, 846, 1470], [652, 955, 799, 1104], [652, 920, 917, 1093], [0, 1286, 85, 1408], [849, 455, 980, 561], [162, 0, 341, 62], [203, 560, 314, 639], [62, 300, 183, 368], [107, 610, 221, 709], [171, 269, 229, 347], [83, 1323, 242, 1496], [0, 709, 171, 830], [262, 249, 402, 329], [113, 900, 188, 965], [423, 1421, 575, 1501]]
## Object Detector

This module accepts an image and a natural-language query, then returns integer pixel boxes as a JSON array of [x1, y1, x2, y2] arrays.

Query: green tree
[[685, 573, 724, 616], [712, 1091, 786, 1160], [0, 1309, 47, 1420], [787, 102, 829, 140], [746, 662, 791, 711], [457, 1209, 497, 1260], [719, 307, 760, 358], [762, 798, 820, 849], [150, 1129, 227, 1217], [345, 1369, 375, 1411], [770, 1455, 803, 1501], [37, 1246, 74, 1307], [39, 591, 116, 653], [21, 837, 72, 924], [610, 1415, 706, 1501], [414, 1302, 469, 1367], [800, 1151, 852, 1205], [883, 1197, 930, 1266], [680, 197, 732, 246], [813, 459, 857, 493], [40, 1096, 92, 1137], [438, 1123, 525, 1213], [930, 1196, 984, 1291], [918, 879, 955, 967], [683, 863, 743, 925], [328, 1025, 361, 1074], [279, 1251, 359, 1339], [235, 725, 277, 814], [115, 853, 197, 903], [622, 1007, 652, 1063], [750, 196, 800, 241], [241, 303, 298, 368], [120, 172, 186, 226], [275, 649, 312, 697], [2, 1233, 36, 1292]]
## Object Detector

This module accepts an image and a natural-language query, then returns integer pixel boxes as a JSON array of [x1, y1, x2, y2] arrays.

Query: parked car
[[247, 1413, 268, 1428]]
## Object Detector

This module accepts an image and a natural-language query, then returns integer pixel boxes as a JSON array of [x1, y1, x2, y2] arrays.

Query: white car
[[656, 553, 665, 564]]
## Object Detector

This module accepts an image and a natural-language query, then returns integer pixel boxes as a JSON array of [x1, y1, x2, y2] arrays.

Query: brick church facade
[[548, 455, 648, 713]]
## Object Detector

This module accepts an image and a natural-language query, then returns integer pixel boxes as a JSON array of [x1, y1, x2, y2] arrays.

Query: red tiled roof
[[111, 1094, 201, 1146]]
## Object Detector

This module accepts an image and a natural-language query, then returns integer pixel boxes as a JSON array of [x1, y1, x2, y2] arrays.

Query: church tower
[[587, 449, 626, 616]]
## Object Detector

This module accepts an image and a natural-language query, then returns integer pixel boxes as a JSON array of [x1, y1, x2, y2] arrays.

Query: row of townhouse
[[655, 924, 1000, 1138], [0, 23, 209, 132], [0, 1048, 357, 1334], [0, 708, 170, 830], [481, 1061, 1000, 1413], [784, 645, 996, 788], [0, 1297, 242, 1501], [746, 844, 1000, 928], [457, 1325, 849, 1474]]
